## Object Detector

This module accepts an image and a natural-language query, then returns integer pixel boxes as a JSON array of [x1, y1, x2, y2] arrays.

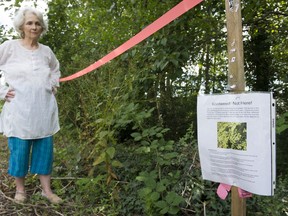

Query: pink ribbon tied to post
[[217, 183, 252, 200]]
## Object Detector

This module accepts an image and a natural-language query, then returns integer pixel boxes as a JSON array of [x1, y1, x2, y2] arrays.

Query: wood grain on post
[[231, 186, 246, 216], [225, 0, 245, 92], [224, 0, 246, 215]]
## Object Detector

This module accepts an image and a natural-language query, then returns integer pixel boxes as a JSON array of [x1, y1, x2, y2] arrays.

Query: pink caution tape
[[238, 188, 253, 198], [217, 183, 232, 200], [60, 0, 203, 82], [217, 183, 253, 200]]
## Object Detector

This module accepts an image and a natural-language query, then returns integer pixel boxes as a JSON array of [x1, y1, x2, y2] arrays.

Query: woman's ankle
[[16, 188, 25, 193], [42, 189, 54, 196]]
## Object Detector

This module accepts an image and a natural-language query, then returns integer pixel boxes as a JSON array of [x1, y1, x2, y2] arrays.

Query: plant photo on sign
[[217, 122, 247, 150]]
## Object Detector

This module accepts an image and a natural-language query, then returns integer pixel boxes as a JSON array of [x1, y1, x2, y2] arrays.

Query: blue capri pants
[[8, 136, 54, 177]]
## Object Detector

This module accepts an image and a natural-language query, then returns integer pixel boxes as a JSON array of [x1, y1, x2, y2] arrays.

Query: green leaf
[[142, 128, 149, 137], [156, 182, 166, 192], [155, 200, 168, 209], [131, 132, 140, 138], [151, 140, 158, 149], [131, 132, 142, 141], [140, 140, 150, 146], [161, 38, 167, 46], [135, 146, 150, 153], [95, 118, 104, 123], [131, 49, 137, 56], [150, 192, 160, 201], [156, 133, 163, 138], [106, 147, 115, 158], [165, 192, 185, 206], [99, 131, 109, 139], [111, 160, 123, 167], [168, 206, 180, 215], [138, 188, 152, 198], [136, 176, 146, 182], [145, 178, 157, 189], [92, 152, 106, 166], [159, 206, 169, 214], [170, 59, 179, 67], [163, 152, 178, 160]]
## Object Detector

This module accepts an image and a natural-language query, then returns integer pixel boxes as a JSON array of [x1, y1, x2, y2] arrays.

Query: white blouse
[[0, 39, 60, 139]]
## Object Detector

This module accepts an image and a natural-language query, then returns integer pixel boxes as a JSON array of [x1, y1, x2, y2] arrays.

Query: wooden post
[[231, 187, 246, 216], [224, 0, 246, 215], [225, 0, 245, 92]]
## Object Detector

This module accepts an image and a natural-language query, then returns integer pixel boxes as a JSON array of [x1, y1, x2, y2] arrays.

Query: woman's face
[[22, 12, 43, 40]]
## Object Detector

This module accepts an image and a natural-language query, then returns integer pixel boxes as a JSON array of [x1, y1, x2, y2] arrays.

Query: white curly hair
[[13, 7, 48, 38]]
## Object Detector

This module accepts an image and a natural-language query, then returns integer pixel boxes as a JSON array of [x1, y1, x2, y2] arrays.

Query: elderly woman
[[0, 7, 62, 204]]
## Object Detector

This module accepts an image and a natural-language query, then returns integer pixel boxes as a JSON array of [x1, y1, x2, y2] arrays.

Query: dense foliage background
[[1, 0, 287, 215]]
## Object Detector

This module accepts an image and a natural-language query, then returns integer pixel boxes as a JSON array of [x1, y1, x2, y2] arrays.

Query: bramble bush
[[53, 109, 288, 215]]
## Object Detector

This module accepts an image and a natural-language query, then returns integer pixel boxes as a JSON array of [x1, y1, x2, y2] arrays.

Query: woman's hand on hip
[[5, 89, 15, 102]]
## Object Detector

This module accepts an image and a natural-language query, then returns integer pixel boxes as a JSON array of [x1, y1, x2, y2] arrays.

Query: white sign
[[197, 92, 276, 196]]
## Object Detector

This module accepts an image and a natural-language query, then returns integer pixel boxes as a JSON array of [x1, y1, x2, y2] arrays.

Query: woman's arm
[[0, 42, 11, 100], [48, 48, 61, 94]]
